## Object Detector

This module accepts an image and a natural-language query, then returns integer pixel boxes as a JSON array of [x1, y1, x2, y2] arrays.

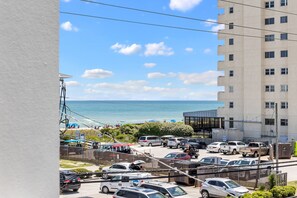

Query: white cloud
[[60, 21, 78, 32], [179, 70, 222, 86], [169, 0, 203, 12], [63, 0, 71, 2], [204, 19, 217, 27], [185, 48, 193, 52], [203, 48, 212, 54], [167, 82, 172, 86], [144, 63, 157, 68], [65, 81, 80, 87], [82, 69, 113, 79], [111, 43, 141, 55], [211, 24, 225, 33], [144, 42, 174, 56], [147, 72, 177, 79]]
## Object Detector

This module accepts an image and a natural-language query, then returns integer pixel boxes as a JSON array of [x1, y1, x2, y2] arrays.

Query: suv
[[138, 136, 162, 147], [60, 170, 81, 193], [140, 181, 190, 198], [167, 137, 185, 149], [113, 187, 166, 198]]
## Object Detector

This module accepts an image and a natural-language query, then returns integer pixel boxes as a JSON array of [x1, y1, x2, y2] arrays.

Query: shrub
[[72, 168, 92, 179], [259, 184, 266, 191], [93, 170, 102, 177], [243, 191, 273, 198], [268, 173, 276, 189], [270, 186, 296, 198]]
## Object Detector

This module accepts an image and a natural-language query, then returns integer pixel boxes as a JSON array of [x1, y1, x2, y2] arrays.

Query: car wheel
[[73, 189, 79, 192], [242, 153, 247, 157], [201, 190, 209, 198], [254, 152, 259, 157], [223, 152, 227, 155], [102, 186, 109, 194], [218, 149, 222, 153], [169, 146, 172, 149], [148, 143, 152, 147], [102, 173, 108, 179], [195, 155, 198, 159], [232, 149, 237, 155]]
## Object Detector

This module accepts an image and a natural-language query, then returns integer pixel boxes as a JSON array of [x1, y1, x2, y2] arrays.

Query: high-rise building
[[217, 0, 297, 142]]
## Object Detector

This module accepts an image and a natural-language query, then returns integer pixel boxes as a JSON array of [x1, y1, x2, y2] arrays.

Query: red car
[[163, 152, 191, 160]]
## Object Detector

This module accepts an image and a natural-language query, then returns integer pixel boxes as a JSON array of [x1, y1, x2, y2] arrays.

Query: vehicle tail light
[[64, 180, 70, 183], [77, 178, 81, 182], [142, 140, 147, 142]]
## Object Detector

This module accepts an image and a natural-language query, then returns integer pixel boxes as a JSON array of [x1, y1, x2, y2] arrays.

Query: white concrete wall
[[0, 1, 59, 198]]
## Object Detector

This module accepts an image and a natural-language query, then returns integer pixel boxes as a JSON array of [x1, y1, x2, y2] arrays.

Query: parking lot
[[60, 144, 297, 198]]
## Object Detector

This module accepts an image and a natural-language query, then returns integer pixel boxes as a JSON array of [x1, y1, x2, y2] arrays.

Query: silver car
[[167, 137, 185, 149], [113, 187, 166, 198], [200, 178, 249, 198], [138, 136, 162, 147]]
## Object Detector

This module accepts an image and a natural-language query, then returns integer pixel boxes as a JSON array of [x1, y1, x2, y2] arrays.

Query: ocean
[[65, 100, 223, 127]]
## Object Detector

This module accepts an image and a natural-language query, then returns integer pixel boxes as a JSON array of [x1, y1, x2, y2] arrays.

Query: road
[[60, 145, 297, 198]]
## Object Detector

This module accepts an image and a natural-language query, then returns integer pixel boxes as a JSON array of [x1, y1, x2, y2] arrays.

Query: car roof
[[205, 178, 232, 182], [141, 181, 178, 188], [113, 162, 131, 166], [119, 187, 158, 194]]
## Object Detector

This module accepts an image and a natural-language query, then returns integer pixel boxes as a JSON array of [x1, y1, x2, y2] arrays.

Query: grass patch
[[60, 159, 93, 169]]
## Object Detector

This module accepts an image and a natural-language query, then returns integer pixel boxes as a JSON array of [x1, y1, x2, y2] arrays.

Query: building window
[[265, 68, 275, 75], [265, 119, 275, 125], [281, 85, 288, 92], [281, 68, 288, 75], [265, 51, 275, 58], [281, 102, 288, 109], [229, 7, 234, 13], [281, 119, 288, 126], [265, 85, 275, 92], [265, 102, 275, 109], [265, 34, 275, 42], [265, 18, 275, 25], [229, 54, 234, 61], [281, 50, 288, 57], [229, 23, 234, 29], [229, 102, 234, 108], [280, 33, 288, 40], [229, 117, 234, 128], [229, 38, 234, 45], [229, 70, 234, 77], [229, 86, 234, 93], [280, 16, 288, 23], [280, 0, 288, 6], [265, 1, 275, 8]]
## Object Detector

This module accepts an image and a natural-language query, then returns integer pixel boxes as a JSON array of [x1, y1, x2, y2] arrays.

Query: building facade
[[217, 0, 297, 141]]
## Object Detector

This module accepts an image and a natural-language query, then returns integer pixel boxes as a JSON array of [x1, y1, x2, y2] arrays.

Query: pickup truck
[[220, 141, 247, 155], [240, 142, 270, 157], [228, 159, 272, 180]]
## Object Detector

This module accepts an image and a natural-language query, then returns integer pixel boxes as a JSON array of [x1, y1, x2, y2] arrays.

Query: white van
[[100, 173, 151, 194]]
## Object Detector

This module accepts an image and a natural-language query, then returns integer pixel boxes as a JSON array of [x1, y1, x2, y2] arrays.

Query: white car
[[200, 178, 249, 198], [102, 161, 145, 178], [100, 173, 152, 193], [207, 142, 227, 153], [167, 137, 185, 149]]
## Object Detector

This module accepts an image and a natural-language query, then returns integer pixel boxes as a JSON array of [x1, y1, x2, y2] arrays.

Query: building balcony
[[217, 61, 225, 71], [217, 76, 225, 86], [218, 91, 226, 101], [218, 0, 225, 8], [218, 14, 226, 24], [218, 45, 225, 55]]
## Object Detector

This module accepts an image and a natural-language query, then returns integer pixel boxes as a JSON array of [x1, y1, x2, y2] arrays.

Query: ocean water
[[65, 101, 223, 126]]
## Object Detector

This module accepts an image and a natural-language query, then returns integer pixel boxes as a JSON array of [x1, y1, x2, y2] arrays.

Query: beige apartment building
[[217, 0, 297, 142]]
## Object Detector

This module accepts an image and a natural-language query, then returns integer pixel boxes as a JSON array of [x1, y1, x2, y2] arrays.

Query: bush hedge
[[243, 186, 296, 198], [72, 168, 92, 179], [242, 191, 273, 198]]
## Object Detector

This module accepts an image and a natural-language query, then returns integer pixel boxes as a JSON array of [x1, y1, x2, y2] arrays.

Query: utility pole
[[275, 103, 279, 173], [254, 144, 261, 189]]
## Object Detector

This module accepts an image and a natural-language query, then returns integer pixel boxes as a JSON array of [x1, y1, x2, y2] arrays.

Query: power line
[[219, 0, 297, 16], [60, 11, 297, 42], [81, 0, 297, 37]]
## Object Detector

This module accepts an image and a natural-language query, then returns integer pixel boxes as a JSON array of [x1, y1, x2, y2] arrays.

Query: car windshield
[[248, 143, 259, 147], [236, 160, 250, 165], [167, 186, 187, 196], [139, 137, 146, 140], [168, 138, 176, 141], [210, 142, 218, 145], [228, 142, 236, 145], [164, 153, 176, 158], [225, 180, 241, 188], [200, 158, 214, 164], [148, 193, 166, 198]]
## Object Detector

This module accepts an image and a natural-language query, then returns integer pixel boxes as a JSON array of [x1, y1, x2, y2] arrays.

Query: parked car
[[184, 139, 207, 149], [220, 141, 247, 155], [113, 187, 166, 198], [167, 137, 185, 149], [140, 181, 191, 198], [161, 135, 175, 147], [240, 142, 270, 157], [207, 142, 227, 153], [102, 161, 146, 178], [218, 159, 239, 177], [199, 157, 223, 165], [60, 170, 81, 193], [200, 178, 249, 198], [139, 136, 162, 147], [163, 152, 191, 160], [100, 173, 151, 193]]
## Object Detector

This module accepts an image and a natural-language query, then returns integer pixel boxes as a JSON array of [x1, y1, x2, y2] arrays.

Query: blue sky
[[60, 0, 224, 100]]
